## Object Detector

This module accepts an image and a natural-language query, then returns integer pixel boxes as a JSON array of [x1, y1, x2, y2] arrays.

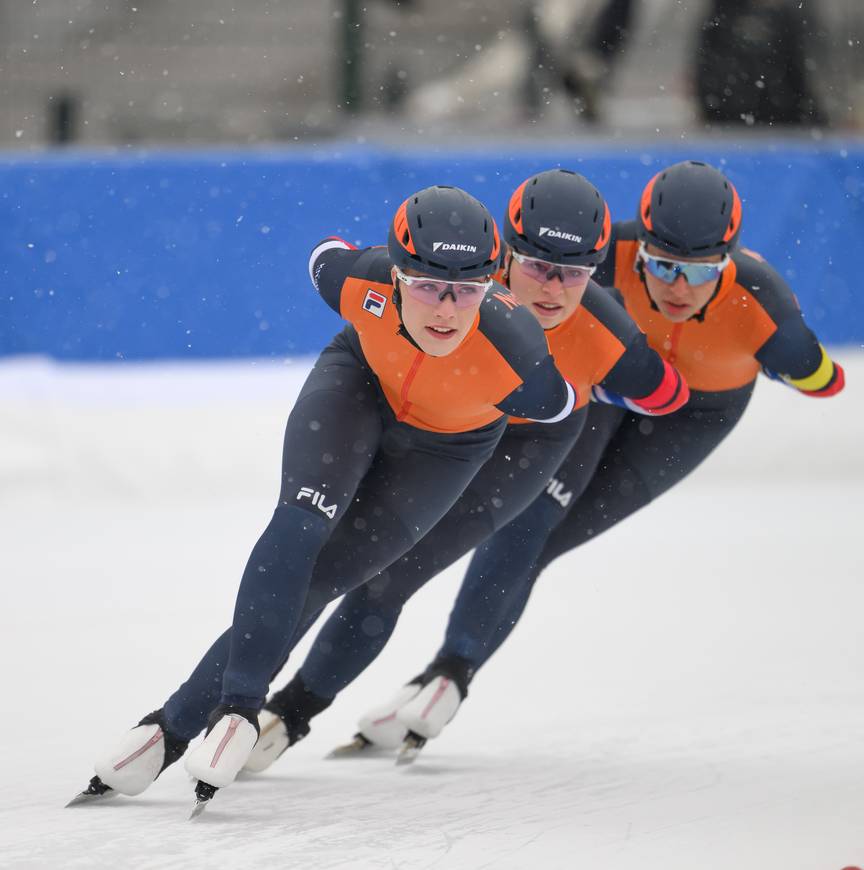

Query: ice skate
[[325, 683, 423, 758], [65, 775, 120, 807], [357, 683, 424, 747], [395, 675, 462, 741], [184, 705, 259, 815], [67, 709, 189, 807], [242, 709, 292, 773], [326, 733, 378, 758], [243, 676, 332, 773], [395, 731, 427, 766], [189, 781, 219, 819]]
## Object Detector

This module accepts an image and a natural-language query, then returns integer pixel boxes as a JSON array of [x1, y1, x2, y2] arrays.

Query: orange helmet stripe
[[392, 198, 416, 255], [508, 180, 528, 235], [723, 182, 742, 243], [490, 219, 501, 262], [595, 202, 612, 250], [639, 171, 660, 232]]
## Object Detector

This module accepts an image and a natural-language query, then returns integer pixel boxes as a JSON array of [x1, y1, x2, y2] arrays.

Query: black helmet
[[637, 160, 742, 258], [504, 169, 611, 267], [388, 186, 501, 280]]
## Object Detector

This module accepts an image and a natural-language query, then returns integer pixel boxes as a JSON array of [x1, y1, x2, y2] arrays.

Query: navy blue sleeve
[[599, 332, 667, 398], [495, 354, 575, 421], [738, 253, 825, 380], [579, 284, 665, 399], [477, 291, 575, 422], [308, 237, 364, 314], [755, 316, 824, 379]]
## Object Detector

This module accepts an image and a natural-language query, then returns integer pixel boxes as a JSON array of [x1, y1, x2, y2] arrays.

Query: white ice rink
[[1, 352, 862, 870]]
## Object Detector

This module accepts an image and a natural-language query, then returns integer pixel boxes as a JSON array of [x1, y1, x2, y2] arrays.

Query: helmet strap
[[391, 277, 403, 313], [501, 251, 513, 287], [635, 257, 661, 315], [391, 276, 424, 351]]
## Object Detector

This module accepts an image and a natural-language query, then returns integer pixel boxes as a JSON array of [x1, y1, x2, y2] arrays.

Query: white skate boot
[[243, 709, 290, 773], [327, 682, 423, 757], [396, 676, 462, 740], [185, 706, 259, 816], [393, 655, 473, 764], [244, 675, 333, 773], [67, 710, 189, 806]]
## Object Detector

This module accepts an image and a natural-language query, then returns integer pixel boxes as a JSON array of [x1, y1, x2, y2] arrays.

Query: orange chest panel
[[341, 277, 521, 433], [545, 308, 625, 408], [615, 241, 777, 392]]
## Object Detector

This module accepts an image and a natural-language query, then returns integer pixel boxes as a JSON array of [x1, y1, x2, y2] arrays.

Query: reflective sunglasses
[[638, 242, 730, 286], [511, 250, 596, 287], [394, 268, 493, 309]]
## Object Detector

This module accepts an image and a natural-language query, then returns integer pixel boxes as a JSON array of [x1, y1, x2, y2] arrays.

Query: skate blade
[[65, 776, 117, 807], [189, 799, 209, 820], [65, 790, 118, 808], [189, 781, 218, 820], [325, 735, 375, 759], [395, 733, 426, 766]]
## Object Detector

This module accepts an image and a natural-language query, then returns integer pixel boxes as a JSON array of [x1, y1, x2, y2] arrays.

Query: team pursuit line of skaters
[[66, 160, 844, 817]]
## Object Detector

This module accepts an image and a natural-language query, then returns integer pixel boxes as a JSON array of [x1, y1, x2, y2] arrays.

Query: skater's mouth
[[425, 325, 458, 340], [532, 302, 564, 317], [661, 300, 691, 314]]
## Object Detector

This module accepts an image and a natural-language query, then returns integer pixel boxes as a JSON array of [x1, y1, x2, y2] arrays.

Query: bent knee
[[265, 503, 332, 558]]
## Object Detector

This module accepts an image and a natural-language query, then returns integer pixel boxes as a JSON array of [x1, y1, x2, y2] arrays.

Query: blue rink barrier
[[2, 142, 862, 360]]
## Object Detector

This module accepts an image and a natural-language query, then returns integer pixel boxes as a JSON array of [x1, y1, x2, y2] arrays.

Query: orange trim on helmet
[[723, 182, 742, 243], [508, 180, 528, 235], [639, 172, 660, 232], [392, 198, 416, 255], [595, 202, 612, 250], [490, 220, 501, 263]]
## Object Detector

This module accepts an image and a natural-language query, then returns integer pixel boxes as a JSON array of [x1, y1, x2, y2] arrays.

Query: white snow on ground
[[0, 351, 862, 870]]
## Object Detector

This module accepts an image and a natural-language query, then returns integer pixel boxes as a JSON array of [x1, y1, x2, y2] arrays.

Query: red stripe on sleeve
[[803, 362, 845, 398], [635, 362, 689, 414]]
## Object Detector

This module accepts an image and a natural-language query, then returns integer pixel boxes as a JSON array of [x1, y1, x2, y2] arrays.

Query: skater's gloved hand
[[761, 359, 845, 397]]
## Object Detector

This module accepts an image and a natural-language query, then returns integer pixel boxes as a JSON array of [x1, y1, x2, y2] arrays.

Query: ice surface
[[0, 352, 862, 869]]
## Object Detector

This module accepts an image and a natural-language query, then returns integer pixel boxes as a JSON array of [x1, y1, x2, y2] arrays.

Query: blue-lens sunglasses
[[637, 242, 730, 285]]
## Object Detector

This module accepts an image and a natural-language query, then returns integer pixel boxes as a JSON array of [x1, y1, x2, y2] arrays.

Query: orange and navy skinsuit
[[259, 255, 692, 705], [309, 238, 575, 430], [603, 221, 844, 402], [420, 219, 846, 678], [502, 268, 689, 422], [164, 233, 584, 725]]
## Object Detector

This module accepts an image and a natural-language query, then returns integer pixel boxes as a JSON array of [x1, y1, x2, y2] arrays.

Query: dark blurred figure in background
[[398, 0, 641, 128], [523, 0, 636, 122], [695, 0, 827, 126]]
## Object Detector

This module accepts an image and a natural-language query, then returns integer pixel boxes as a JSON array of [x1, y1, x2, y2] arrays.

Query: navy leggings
[[438, 386, 755, 671], [285, 386, 754, 709], [162, 335, 505, 740], [285, 408, 588, 700]]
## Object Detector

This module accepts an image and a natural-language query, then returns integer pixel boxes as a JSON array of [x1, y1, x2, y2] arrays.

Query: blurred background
[[2, 0, 863, 146]]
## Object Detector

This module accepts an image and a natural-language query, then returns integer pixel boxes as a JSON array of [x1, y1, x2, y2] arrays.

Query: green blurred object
[[341, 0, 363, 113]]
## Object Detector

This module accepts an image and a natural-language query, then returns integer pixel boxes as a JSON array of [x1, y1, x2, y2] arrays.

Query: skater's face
[[641, 243, 727, 322], [506, 252, 592, 329], [394, 267, 488, 356]]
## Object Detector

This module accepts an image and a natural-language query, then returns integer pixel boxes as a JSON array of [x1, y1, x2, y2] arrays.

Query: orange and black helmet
[[504, 169, 611, 267], [638, 160, 742, 258], [388, 186, 501, 280]]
